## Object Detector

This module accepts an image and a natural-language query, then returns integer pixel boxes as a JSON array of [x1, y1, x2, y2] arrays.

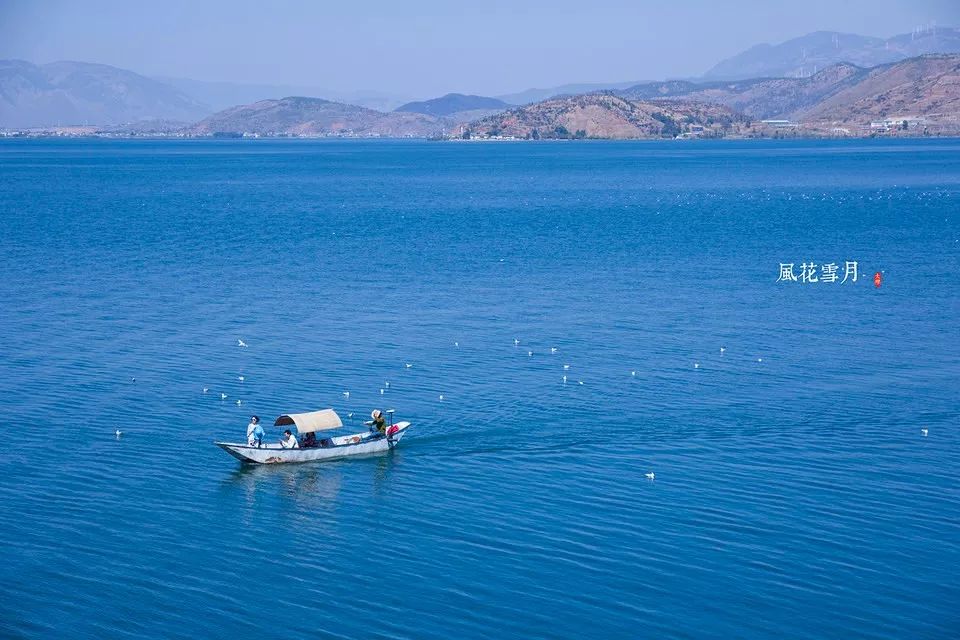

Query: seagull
[[578, 380, 584, 385], [921, 428, 929, 436], [347, 413, 354, 419], [236, 399, 242, 406], [514, 338, 520, 346], [385, 381, 390, 388], [528, 351, 533, 356], [562, 375, 567, 384], [221, 393, 228, 400], [563, 364, 570, 370], [237, 339, 248, 348], [380, 388, 385, 395], [645, 472, 655, 480], [631, 371, 636, 376], [405, 363, 413, 369], [757, 358, 763, 363], [439, 394, 444, 401], [130, 377, 136, 382], [694, 362, 700, 369], [720, 346, 726, 354], [115, 429, 122, 438], [203, 387, 209, 393], [342, 391, 350, 398], [238, 376, 244, 382], [550, 347, 558, 353], [454, 341, 459, 348]]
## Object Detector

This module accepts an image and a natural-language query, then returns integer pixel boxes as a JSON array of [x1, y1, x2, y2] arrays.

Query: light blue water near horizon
[[0, 138, 958, 639]]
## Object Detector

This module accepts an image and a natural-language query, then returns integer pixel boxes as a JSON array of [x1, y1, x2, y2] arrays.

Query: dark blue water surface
[[1, 138, 958, 639]]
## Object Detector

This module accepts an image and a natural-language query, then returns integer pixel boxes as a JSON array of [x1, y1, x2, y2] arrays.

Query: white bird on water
[[380, 388, 385, 395], [439, 394, 444, 401], [757, 358, 763, 363], [562, 375, 567, 384], [347, 413, 354, 419], [385, 381, 390, 388], [921, 428, 929, 437], [454, 341, 459, 348], [694, 362, 700, 369], [578, 380, 584, 385], [720, 346, 726, 354], [528, 351, 533, 357], [645, 472, 655, 480], [236, 399, 242, 406], [130, 377, 136, 383], [631, 371, 636, 377], [203, 387, 209, 393], [405, 363, 413, 369], [563, 364, 570, 370], [115, 429, 122, 438], [238, 376, 245, 382], [221, 393, 228, 400], [550, 347, 558, 353], [342, 391, 350, 398], [237, 339, 248, 348], [514, 338, 520, 346]]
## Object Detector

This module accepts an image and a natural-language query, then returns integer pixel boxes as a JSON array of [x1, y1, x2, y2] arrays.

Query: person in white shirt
[[246, 416, 262, 446], [280, 430, 299, 449]]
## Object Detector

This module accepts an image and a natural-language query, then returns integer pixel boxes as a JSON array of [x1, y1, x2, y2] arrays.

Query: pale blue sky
[[1, 0, 957, 97]]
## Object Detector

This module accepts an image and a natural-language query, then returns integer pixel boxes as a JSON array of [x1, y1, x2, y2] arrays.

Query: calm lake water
[[1, 138, 958, 639]]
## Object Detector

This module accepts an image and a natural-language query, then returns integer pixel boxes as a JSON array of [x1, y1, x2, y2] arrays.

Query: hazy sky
[[1, 0, 957, 98]]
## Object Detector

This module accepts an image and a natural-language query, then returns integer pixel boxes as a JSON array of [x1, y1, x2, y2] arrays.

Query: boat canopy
[[274, 409, 343, 434]]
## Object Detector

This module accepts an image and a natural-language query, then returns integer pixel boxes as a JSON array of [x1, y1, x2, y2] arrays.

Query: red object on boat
[[874, 272, 882, 288], [387, 425, 399, 436]]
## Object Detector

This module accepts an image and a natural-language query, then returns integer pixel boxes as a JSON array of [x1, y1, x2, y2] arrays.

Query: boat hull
[[216, 422, 411, 464]]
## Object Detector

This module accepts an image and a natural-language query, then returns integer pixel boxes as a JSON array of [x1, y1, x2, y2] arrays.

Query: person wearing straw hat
[[366, 409, 387, 435]]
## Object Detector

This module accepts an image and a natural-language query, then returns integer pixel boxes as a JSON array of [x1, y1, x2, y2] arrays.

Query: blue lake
[[0, 138, 958, 639]]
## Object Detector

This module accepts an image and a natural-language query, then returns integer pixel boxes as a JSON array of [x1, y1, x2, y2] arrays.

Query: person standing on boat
[[280, 429, 299, 449], [367, 409, 386, 435], [247, 416, 264, 447]]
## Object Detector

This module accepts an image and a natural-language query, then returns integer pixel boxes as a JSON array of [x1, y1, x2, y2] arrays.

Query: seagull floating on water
[[236, 399, 242, 406], [631, 371, 636, 376], [578, 380, 584, 385], [238, 376, 244, 382], [563, 364, 570, 370], [237, 339, 248, 348], [921, 428, 929, 437], [221, 393, 228, 400], [405, 363, 413, 369], [130, 377, 136, 383], [342, 391, 350, 398], [694, 362, 700, 369], [454, 341, 459, 348], [380, 388, 385, 395], [514, 338, 520, 346], [115, 429, 122, 438], [385, 381, 390, 388], [203, 387, 209, 393], [439, 394, 444, 401], [528, 351, 533, 356], [347, 413, 354, 419], [757, 358, 763, 363], [562, 375, 567, 384], [645, 472, 655, 480], [550, 347, 558, 353], [720, 346, 726, 354]]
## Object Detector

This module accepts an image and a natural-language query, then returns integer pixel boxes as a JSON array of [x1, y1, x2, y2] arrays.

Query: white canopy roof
[[274, 409, 343, 434]]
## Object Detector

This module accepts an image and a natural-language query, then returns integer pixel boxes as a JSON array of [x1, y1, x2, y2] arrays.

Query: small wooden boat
[[215, 408, 411, 464]]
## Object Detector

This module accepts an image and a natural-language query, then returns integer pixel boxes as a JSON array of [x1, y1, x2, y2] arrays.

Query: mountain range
[[1, 27, 959, 137]]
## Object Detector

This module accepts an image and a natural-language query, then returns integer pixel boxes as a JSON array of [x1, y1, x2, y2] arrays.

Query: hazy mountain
[[496, 80, 646, 106], [704, 27, 960, 80], [466, 94, 747, 139], [156, 76, 412, 112], [619, 54, 960, 124], [188, 96, 443, 137], [0, 60, 209, 128], [396, 93, 510, 117]]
